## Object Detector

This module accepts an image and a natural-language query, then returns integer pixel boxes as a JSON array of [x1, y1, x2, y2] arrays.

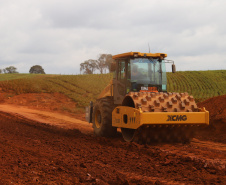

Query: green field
[[167, 70, 226, 102], [0, 73, 42, 81], [0, 70, 225, 107]]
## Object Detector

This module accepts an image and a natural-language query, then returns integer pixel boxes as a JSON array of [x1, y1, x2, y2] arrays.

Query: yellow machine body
[[98, 80, 113, 99], [112, 106, 209, 129]]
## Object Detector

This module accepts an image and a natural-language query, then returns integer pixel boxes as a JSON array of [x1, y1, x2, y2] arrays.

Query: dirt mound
[[5, 92, 76, 111], [197, 95, 226, 143], [198, 95, 226, 123]]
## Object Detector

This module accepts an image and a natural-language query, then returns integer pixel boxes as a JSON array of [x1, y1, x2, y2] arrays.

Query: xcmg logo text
[[167, 115, 187, 121]]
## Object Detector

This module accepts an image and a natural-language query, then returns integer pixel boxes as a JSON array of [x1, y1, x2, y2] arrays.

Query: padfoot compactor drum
[[86, 52, 209, 144]]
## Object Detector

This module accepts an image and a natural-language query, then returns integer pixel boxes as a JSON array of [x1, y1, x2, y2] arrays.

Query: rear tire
[[92, 98, 117, 137]]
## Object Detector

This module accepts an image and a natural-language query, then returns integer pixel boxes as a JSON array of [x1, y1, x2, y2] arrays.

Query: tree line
[[0, 65, 45, 74], [1, 53, 115, 75], [80, 54, 114, 74], [0, 66, 18, 74]]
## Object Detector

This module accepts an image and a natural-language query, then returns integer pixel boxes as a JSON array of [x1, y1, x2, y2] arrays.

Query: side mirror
[[172, 64, 176, 73]]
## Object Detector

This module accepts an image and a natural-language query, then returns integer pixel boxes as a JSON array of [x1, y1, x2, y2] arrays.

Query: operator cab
[[112, 52, 175, 104], [130, 57, 167, 92]]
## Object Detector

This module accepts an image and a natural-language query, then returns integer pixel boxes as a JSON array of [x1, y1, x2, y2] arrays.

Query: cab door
[[113, 60, 128, 104]]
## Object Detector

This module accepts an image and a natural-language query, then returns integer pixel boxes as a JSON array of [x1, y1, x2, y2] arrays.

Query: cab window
[[117, 61, 126, 80]]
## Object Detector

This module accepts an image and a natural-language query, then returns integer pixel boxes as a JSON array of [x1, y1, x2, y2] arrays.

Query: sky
[[0, 0, 226, 74]]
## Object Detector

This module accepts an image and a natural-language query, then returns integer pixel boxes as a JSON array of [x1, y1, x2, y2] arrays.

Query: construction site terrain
[[0, 93, 225, 184]]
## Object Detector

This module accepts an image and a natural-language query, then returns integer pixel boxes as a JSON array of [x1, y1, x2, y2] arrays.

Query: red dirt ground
[[0, 92, 86, 121], [197, 95, 226, 143], [0, 93, 225, 184], [198, 95, 226, 123]]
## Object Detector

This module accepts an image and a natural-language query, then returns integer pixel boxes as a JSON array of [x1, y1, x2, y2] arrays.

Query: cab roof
[[112, 52, 167, 60]]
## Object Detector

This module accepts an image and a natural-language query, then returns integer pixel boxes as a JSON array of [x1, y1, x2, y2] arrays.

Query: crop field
[[0, 70, 225, 106], [167, 70, 226, 102], [0, 73, 112, 107], [0, 73, 43, 81]]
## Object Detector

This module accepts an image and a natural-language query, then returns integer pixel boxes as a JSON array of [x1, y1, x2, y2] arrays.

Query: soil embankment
[[197, 95, 226, 143]]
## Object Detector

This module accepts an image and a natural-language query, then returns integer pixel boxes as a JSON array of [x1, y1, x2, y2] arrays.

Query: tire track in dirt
[[92, 160, 186, 185], [153, 143, 226, 172], [0, 104, 92, 134], [192, 138, 226, 152]]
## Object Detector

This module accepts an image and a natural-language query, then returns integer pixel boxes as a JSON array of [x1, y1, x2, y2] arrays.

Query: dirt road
[[0, 102, 225, 184], [0, 104, 92, 134]]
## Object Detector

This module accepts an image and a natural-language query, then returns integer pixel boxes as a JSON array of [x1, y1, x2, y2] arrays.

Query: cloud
[[0, 0, 225, 74]]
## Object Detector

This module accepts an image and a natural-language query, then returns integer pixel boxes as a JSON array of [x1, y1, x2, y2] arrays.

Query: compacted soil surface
[[0, 93, 225, 184]]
